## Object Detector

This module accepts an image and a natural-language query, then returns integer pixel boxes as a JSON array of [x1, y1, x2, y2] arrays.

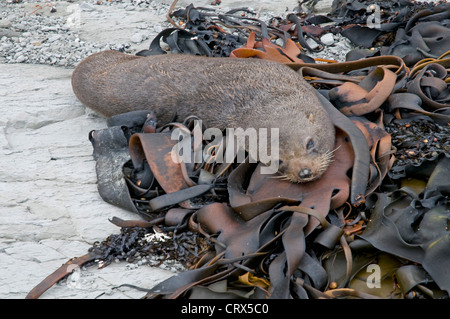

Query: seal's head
[[277, 142, 336, 183], [275, 111, 336, 183]]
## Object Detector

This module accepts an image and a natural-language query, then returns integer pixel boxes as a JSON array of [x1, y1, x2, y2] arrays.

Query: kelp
[[26, 1, 450, 299], [143, 0, 450, 68], [329, 1, 450, 64], [386, 118, 450, 180], [360, 157, 450, 294]]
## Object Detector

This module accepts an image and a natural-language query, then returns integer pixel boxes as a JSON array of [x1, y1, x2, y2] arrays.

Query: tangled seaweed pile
[[88, 223, 210, 271], [387, 119, 450, 169], [27, 0, 450, 299]]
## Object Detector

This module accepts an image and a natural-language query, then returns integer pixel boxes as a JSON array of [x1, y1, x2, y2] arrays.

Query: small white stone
[[130, 32, 146, 44], [15, 54, 27, 63], [275, 38, 284, 47], [79, 2, 96, 12], [47, 34, 62, 43], [321, 33, 335, 46], [306, 38, 319, 50], [0, 19, 12, 28]]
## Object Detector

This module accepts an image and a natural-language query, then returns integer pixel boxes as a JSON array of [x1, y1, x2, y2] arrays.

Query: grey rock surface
[[0, 62, 178, 298]]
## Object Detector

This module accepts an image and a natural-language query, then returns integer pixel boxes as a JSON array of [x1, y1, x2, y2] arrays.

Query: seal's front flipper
[[106, 110, 157, 131]]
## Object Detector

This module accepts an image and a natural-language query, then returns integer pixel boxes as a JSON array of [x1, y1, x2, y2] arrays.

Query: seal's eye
[[306, 138, 315, 151]]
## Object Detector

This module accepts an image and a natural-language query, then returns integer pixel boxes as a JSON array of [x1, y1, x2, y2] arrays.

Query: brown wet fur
[[71, 50, 335, 182]]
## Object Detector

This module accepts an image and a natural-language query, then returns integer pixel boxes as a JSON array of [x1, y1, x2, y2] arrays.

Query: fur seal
[[72, 50, 335, 183]]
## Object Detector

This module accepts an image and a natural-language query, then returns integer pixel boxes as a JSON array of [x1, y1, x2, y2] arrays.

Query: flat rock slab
[[0, 62, 177, 298]]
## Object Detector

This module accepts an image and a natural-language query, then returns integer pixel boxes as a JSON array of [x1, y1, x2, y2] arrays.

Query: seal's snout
[[298, 168, 312, 180]]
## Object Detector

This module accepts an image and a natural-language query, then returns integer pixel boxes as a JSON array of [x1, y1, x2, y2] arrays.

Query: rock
[[79, 2, 96, 12], [0, 19, 12, 28], [321, 33, 335, 46], [14, 23, 28, 31], [15, 54, 26, 63], [275, 38, 284, 47], [306, 37, 319, 50], [47, 34, 62, 43], [130, 32, 146, 43], [41, 26, 59, 32], [0, 28, 22, 39], [0, 63, 144, 298], [1, 42, 13, 50]]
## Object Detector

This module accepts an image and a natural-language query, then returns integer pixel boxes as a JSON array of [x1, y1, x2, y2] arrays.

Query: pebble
[[47, 34, 62, 43], [79, 2, 97, 12], [309, 34, 353, 62], [275, 38, 284, 47], [125, 5, 136, 11], [321, 33, 335, 46], [0, 19, 12, 28], [15, 54, 26, 63], [130, 32, 146, 43], [306, 37, 320, 50]]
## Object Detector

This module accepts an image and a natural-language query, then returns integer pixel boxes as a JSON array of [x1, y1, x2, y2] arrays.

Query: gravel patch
[[0, 0, 173, 66]]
